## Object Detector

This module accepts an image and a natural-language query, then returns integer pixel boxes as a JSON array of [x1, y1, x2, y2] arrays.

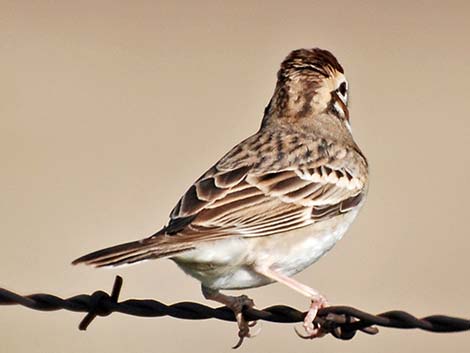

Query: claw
[[232, 310, 260, 348], [202, 287, 259, 348], [229, 295, 257, 349], [232, 337, 244, 350], [248, 321, 262, 336], [294, 324, 327, 339], [294, 324, 321, 339], [295, 296, 329, 340], [232, 322, 262, 349]]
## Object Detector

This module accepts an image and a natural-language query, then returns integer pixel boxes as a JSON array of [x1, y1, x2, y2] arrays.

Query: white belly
[[172, 209, 360, 290]]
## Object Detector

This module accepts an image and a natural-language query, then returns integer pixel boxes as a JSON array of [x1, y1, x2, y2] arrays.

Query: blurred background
[[1, 1, 469, 352]]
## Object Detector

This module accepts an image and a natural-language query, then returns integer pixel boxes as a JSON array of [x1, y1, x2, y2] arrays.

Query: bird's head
[[264, 48, 350, 130]]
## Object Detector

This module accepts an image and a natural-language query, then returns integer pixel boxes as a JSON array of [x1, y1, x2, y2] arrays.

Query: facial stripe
[[331, 91, 349, 121]]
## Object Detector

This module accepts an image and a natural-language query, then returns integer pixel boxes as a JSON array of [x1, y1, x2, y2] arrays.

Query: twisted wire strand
[[1, 276, 468, 341]]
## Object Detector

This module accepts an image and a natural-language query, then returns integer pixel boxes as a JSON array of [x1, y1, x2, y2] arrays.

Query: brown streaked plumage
[[73, 47, 368, 347]]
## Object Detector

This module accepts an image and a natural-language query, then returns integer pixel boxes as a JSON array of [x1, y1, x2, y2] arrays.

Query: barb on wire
[[0, 276, 468, 342]]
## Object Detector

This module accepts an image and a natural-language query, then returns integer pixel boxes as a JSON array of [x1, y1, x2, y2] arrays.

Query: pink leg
[[255, 267, 328, 338], [201, 285, 258, 348]]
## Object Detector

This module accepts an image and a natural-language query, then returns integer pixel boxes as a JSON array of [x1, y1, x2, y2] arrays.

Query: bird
[[72, 47, 368, 347]]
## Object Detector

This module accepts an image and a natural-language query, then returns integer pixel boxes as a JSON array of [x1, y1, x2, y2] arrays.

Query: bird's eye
[[338, 82, 347, 96]]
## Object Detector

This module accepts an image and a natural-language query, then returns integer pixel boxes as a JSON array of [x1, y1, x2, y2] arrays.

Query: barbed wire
[[1, 276, 468, 342]]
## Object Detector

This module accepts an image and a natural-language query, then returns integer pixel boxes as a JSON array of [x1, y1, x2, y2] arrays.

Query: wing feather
[[165, 163, 365, 240], [74, 130, 368, 267], [147, 130, 367, 254]]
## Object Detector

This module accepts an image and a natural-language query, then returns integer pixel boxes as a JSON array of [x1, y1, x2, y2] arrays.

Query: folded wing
[[73, 133, 367, 267]]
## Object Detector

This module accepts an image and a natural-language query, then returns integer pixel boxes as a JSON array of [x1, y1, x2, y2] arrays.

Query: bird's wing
[[72, 131, 367, 267], [164, 131, 367, 240], [166, 164, 365, 240]]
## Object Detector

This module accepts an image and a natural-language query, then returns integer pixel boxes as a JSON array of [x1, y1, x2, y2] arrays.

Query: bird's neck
[[262, 81, 327, 128]]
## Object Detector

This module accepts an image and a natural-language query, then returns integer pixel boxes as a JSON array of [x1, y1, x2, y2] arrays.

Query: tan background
[[1, 1, 469, 352]]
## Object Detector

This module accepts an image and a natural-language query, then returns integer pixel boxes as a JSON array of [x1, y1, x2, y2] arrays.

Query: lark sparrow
[[73, 48, 368, 347]]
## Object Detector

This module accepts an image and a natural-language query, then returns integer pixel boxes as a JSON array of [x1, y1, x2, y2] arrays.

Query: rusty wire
[[0, 276, 468, 341]]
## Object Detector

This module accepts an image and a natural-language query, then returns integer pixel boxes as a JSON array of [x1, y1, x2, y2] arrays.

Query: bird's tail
[[72, 232, 194, 268]]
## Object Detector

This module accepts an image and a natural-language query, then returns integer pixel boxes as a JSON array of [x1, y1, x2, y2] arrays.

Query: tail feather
[[72, 235, 195, 267]]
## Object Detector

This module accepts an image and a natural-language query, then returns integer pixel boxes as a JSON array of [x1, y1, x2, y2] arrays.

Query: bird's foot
[[228, 295, 259, 349], [201, 286, 259, 348], [295, 295, 329, 339]]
